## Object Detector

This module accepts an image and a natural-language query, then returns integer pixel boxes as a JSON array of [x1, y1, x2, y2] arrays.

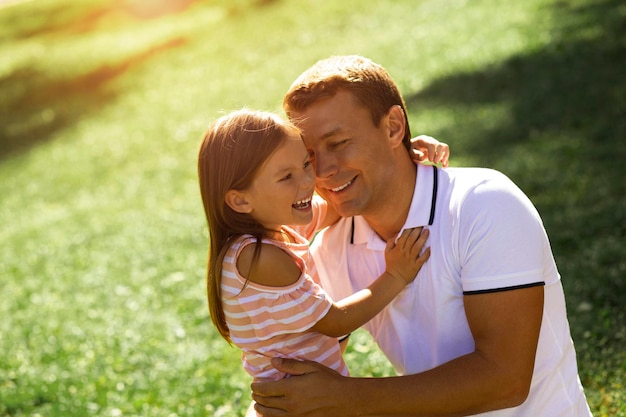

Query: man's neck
[[364, 160, 417, 242]]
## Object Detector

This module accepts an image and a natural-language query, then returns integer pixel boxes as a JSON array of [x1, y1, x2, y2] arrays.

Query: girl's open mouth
[[292, 197, 312, 210]]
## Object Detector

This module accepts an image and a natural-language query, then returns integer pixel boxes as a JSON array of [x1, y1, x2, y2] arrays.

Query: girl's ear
[[225, 189, 252, 214]]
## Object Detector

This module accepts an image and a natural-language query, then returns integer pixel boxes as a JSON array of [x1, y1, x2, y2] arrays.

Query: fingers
[[252, 397, 288, 417], [250, 359, 341, 416], [417, 245, 431, 266], [395, 227, 428, 254], [397, 226, 419, 250], [411, 148, 426, 161], [413, 228, 430, 260], [433, 145, 448, 167], [424, 140, 449, 167], [251, 370, 292, 416], [271, 357, 315, 376], [405, 228, 431, 274], [245, 402, 260, 417], [386, 227, 430, 264], [250, 358, 319, 398], [410, 135, 450, 167], [434, 143, 450, 167], [384, 227, 430, 284]]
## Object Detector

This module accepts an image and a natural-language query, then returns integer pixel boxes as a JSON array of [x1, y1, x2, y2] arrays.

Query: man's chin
[[320, 192, 360, 218], [335, 201, 360, 219]]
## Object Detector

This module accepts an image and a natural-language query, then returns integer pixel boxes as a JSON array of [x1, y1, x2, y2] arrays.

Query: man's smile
[[330, 176, 356, 193]]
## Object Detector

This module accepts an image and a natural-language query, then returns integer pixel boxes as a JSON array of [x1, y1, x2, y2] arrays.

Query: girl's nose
[[304, 168, 316, 190]]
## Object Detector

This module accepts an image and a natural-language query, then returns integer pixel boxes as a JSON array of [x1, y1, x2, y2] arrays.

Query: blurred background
[[1, 0, 624, 416]]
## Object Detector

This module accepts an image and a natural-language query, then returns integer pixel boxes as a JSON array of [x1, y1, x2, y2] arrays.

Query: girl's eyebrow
[[274, 165, 292, 176], [273, 161, 298, 177], [273, 148, 310, 177]]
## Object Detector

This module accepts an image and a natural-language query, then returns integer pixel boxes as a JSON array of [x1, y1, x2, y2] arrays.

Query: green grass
[[1, 0, 624, 416]]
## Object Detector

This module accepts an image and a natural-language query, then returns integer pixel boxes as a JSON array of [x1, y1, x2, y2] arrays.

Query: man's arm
[[251, 285, 543, 417]]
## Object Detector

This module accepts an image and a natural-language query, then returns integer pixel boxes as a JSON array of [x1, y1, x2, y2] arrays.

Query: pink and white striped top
[[220, 198, 349, 382]]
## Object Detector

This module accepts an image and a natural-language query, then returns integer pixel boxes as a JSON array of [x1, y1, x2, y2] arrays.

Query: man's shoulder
[[441, 167, 517, 197], [442, 166, 508, 182]]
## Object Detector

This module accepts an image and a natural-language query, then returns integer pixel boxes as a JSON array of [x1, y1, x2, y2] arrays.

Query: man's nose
[[314, 151, 338, 180]]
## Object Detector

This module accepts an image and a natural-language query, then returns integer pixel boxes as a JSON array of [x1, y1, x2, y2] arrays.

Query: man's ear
[[386, 105, 407, 149], [225, 189, 252, 214]]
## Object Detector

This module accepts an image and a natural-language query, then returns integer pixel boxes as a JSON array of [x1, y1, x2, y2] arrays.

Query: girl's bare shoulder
[[236, 242, 301, 287]]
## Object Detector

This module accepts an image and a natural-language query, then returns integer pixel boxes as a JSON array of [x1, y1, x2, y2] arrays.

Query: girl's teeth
[[292, 197, 312, 209]]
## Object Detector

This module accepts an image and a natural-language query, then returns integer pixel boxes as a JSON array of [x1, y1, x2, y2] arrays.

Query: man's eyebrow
[[320, 127, 343, 140]]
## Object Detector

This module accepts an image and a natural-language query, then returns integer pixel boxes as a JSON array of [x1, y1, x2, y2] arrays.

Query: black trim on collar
[[350, 216, 355, 244], [428, 165, 438, 226]]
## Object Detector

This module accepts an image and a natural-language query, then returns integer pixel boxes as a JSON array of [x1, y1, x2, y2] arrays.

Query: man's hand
[[251, 357, 349, 417], [411, 135, 450, 167]]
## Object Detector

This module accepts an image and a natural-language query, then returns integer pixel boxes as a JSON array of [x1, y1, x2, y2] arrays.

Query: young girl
[[197, 109, 444, 384]]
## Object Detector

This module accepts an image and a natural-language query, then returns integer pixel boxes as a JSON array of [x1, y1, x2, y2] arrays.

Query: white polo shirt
[[311, 164, 591, 416]]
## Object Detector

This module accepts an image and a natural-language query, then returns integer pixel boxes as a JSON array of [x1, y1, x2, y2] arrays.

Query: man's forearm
[[346, 351, 527, 417]]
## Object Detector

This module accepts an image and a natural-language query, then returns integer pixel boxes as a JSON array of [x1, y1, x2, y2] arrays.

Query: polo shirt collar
[[352, 164, 434, 250]]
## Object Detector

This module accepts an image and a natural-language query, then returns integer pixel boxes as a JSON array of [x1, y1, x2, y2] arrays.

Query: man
[[251, 55, 591, 416]]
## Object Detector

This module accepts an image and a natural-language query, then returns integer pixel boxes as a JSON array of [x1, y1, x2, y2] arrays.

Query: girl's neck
[[268, 227, 294, 244]]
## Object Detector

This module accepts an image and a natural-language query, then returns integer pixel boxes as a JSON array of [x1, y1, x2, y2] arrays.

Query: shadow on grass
[[407, 0, 625, 307], [0, 37, 187, 160]]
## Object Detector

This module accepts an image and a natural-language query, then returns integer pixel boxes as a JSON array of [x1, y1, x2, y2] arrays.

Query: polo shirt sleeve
[[457, 171, 554, 294]]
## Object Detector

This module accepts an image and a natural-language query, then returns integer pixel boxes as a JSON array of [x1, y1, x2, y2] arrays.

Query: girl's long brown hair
[[197, 109, 301, 342]]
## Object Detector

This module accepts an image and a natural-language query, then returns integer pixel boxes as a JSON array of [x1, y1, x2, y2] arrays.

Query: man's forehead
[[295, 113, 350, 141], [301, 125, 345, 147]]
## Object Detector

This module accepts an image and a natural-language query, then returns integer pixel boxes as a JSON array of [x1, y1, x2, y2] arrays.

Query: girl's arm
[[237, 228, 429, 338], [312, 227, 430, 337]]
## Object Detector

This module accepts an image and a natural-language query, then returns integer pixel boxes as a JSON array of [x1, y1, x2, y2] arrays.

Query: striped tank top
[[220, 199, 349, 381]]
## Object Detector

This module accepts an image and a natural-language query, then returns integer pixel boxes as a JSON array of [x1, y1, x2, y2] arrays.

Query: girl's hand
[[411, 135, 450, 167], [384, 227, 430, 285]]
